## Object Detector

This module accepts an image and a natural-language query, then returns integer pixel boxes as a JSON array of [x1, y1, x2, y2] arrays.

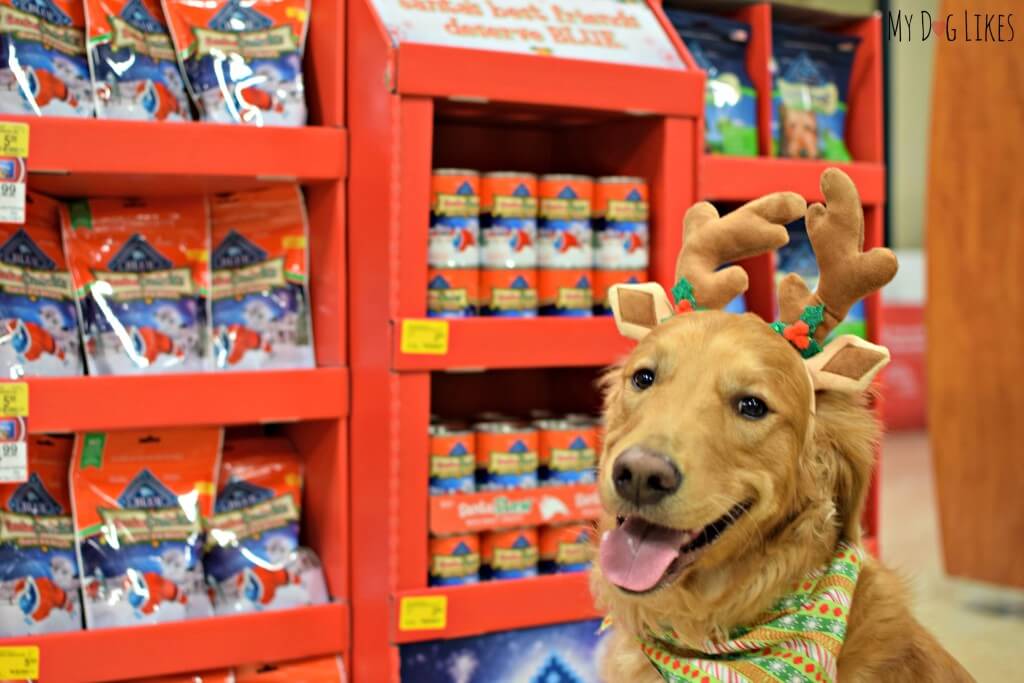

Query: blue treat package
[[772, 23, 860, 161], [667, 10, 758, 156], [85, 0, 192, 121], [0, 0, 95, 116], [162, 0, 309, 126], [776, 218, 866, 340], [0, 435, 81, 636], [205, 438, 328, 615]]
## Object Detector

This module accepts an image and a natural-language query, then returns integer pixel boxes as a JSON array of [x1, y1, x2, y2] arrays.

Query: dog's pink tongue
[[600, 518, 691, 593]]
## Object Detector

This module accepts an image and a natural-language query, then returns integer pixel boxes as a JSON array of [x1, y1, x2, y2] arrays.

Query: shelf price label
[[400, 319, 449, 355], [0, 383, 28, 483], [399, 595, 447, 631], [0, 646, 39, 679], [0, 122, 28, 224]]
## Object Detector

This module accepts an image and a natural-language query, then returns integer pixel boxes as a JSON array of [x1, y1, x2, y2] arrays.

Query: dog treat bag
[[0, 435, 81, 636], [62, 197, 211, 375], [205, 437, 327, 615], [161, 0, 309, 126], [71, 427, 222, 629], [772, 23, 860, 161], [0, 0, 94, 116], [85, 0, 192, 121], [0, 193, 83, 378], [210, 186, 314, 371], [667, 10, 758, 157]]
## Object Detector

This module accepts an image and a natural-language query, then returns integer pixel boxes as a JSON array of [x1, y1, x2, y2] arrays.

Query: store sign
[[371, 0, 685, 71]]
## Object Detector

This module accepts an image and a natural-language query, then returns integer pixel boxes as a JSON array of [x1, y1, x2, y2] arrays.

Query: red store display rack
[[0, 0, 350, 678]]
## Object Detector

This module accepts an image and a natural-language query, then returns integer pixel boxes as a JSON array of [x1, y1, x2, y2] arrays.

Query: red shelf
[[698, 156, 886, 204], [393, 317, 634, 371], [1, 603, 347, 683], [23, 367, 348, 433], [393, 573, 597, 644], [430, 485, 600, 535], [1, 116, 346, 196]]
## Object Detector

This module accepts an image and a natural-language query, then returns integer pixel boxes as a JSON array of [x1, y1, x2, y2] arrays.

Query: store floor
[[881, 431, 1024, 681]]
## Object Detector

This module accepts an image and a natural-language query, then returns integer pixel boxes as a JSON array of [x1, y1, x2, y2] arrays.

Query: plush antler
[[777, 168, 898, 343], [675, 193, 807, 310]]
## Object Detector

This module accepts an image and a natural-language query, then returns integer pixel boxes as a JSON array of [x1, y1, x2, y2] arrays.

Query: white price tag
[[0, 179, 26, 224], [0, 440, 27, 483]]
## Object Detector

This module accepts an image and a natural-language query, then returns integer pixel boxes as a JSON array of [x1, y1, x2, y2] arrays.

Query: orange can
[[593, 176, 649, 273], [592, 268, 648, 313], [429, 533, 480, 586], [430, 169, 480, 271], [428, 266, 479, 318], [474, 420, 538, 490], [539, 523, 592, 573], [431, 169, 480, 220], [429, 421, 476, 494], [538, 267, 592, 317], [479, 268, 538, 317], [480, 172, 538, 219], [535, 418, 598, 485], [481, 527, 538, 580], [480, 172, 537, 275], [538, 174, 593, 270]]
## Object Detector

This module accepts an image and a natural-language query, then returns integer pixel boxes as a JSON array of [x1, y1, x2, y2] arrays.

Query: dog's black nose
[[612, 446, 682, 506]]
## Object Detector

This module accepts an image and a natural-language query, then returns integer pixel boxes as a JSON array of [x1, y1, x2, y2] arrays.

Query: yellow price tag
[[0, 646, 39, 679], [400, 319, 449, 355], [399, 595, 447, 631], [0, 123, 28, 159], [0, 383, 28, 418], [282, 235, 307, 249]]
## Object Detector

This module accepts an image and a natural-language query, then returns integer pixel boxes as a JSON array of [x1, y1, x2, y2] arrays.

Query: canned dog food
[[474, 421, 538, 490], [538, 174, 593, 269], [593, 176, 649, 272], [539, 523, 592, 574], [429, 533, 480, 586], [480, 172, 537, 269], [481, 527, 538, 580], [429, 422, 476, 494], [428, 267, 479, 318], [535, 418, 598, 485], [593, 268, 648, 314], [479, 268, 538, 317], [538, 268, 592, 317], [430, 169, 480, 270]]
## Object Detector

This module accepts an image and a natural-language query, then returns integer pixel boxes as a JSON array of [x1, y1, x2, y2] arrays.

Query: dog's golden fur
[[592, 311, 972, 682]]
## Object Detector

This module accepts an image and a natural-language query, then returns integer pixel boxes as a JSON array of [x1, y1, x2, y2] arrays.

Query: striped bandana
[[606, 543, 863, 683]]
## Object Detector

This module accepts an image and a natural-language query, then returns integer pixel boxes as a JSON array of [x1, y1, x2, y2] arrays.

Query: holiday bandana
[[604, 543, 863, 683]]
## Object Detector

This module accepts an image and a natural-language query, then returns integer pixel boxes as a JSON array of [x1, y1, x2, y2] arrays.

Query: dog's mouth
[[599, 501, 752, 594]]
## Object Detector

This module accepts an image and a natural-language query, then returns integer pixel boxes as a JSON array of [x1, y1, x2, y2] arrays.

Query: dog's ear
[[806, 335, 890, 394], [608, 283, 673, 340]]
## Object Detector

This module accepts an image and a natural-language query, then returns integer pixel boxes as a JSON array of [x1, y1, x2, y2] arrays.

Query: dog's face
[[782, 108, 819, 159], [596, 311, 816, 597]]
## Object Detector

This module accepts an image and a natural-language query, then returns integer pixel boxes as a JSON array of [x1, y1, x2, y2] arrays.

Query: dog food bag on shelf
[[0, 0, 94, 117], [210, 186, 314, 370], [776, 217, 865, 340], [771, 23, 860, 161], [667, 10, 758, 156], [0, 435, 81, 636], [161, 0, 309, 126], [0, 193, 83, 378], [71, 427, 221, 629], [85, 0, 192, 121], [205, 437, 328, 615], [61, 196, 211, 375]]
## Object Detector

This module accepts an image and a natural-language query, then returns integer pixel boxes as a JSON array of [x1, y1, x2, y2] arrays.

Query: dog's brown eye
[[631, 368, 655, 390], [737, 396, 768, 419]]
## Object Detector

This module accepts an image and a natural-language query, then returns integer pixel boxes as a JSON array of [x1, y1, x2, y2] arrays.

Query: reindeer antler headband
[[609, 168, 899, 397]]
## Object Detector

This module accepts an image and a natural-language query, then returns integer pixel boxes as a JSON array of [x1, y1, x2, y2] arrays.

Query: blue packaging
[[667, 10, 758, 156], [772, 23, 860, 161]]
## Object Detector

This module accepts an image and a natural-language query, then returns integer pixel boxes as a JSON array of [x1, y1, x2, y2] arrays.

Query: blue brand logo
[[574, 276, 590, 289], [533, 655, 583, 683], [625, 189, 642, 202], [209, 0, 273, 32], [120, 0, 164, 32], [118, 469, 178, 509], [568, 436, 588, 450], [451, 541, 472, 556], [12, 0, 71, 25], [511, 535, 531, 549], [512, 184, 532, 198], [455, 182, 475, 196], [8, 473, 62, 516], [215, 478, 274, 513], [783, 52, 824, 85], [508, 440, 529, 453], [509, 276, 530, 290], [556, 187, 578, 200], [448, 442, 468, 456], [428, 274, 451, 290], [212, 230, 269, 269], [108, 235, 173, 273], [0, 229, 56, 270]]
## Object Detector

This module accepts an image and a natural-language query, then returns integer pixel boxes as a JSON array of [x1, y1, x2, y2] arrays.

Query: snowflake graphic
[[805, 618, 819, 630], [770, 661, 787, 672], [780, 616, 796, 626]]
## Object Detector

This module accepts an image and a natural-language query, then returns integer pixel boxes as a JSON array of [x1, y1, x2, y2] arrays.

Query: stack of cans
[[427, 168, 649, 318], [427, 413, 600, 586]]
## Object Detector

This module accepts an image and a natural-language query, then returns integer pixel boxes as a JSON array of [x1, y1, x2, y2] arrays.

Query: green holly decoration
[[671, 277, 700, 313]]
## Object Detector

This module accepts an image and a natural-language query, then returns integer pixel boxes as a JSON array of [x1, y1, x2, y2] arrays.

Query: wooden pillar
[[926, 0, 1024, 587]]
